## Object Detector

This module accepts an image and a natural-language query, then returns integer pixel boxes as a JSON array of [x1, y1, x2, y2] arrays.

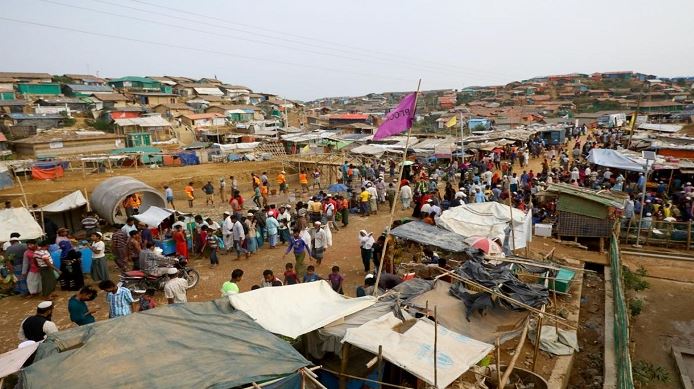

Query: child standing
[[139, 288, 157, 311], [303, 265, 321, 283], [184, 182, 195, 208], [284, 263, 300, 285], [328, 265, 344, 294], [201, 226, 219, 268]]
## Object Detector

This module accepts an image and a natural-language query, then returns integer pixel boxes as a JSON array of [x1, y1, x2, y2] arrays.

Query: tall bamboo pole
[[373, 80, 421, 294]]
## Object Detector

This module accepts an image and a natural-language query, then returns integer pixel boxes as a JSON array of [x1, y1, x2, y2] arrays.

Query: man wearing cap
[[400, 181, 412, 210], [222, 211, 234, 253], [5, 233, 28, 295], [18, 301, 58, 342], [230, 214, 246, 260], [163, 268, 188, 304], [420, 199, 432, 216], [276, 170, 287, 194]]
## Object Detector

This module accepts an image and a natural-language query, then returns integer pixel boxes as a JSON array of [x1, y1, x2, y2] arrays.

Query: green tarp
[[22, 299, 310, 389]]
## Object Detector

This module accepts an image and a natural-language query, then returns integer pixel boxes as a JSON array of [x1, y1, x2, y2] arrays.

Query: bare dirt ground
[[629, 277, 694, 388]]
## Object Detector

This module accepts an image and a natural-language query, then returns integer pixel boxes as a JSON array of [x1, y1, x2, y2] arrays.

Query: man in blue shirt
[[98, 280, 135, 318], [474, 187, 486, 203], [68, 286, 98, 326]]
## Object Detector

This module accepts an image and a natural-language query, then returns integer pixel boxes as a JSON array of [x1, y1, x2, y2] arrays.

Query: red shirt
[[26, 249, 39, 273]]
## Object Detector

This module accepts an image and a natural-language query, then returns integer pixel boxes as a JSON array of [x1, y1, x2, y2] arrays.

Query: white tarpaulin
[[342, 312, 493, 388], [0, 208, 43, 242], [213, 142, 260, 152], [0, 342, 40, 380], [587, 149, 645, 172], [134, 206, 173, 227], [229, 280, 375, 339], [436, 202, 531, 249], [40, 190, 87, 212]]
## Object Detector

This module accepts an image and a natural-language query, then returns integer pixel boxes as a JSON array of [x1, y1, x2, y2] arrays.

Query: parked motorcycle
[[119, 256, 200, 292]]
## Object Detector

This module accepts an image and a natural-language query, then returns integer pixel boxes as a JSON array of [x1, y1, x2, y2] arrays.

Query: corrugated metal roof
[[328, 113, 369, 120], [65, 84, 113, 92], [182, 113, 225, 120], [638, 123, 683, 133], [545, 183, 627, 209], [8, 113, 63, 120], [193, 87, 224, 96], [114, 116, 172, 127], [0, 99, 28, 106]]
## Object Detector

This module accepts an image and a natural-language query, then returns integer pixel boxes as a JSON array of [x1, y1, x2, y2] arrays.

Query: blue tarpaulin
[[177, 151, 200, 165]]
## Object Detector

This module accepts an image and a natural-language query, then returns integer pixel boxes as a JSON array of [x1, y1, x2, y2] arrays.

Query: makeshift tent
[[0, 165, 13, 190], [410, 281, 528, 344], [0, 342, 40, 382], [22, 300, 310, 389], [40, 190, 88, 232], [229, 280, 376, 339], [587, 149, 645, 172], [436, 202, 532, 250], [31, 165, 64, 180], [390, 221, 470, 252], [134, 205, 173, 227], [90, 176, 166, 225], [342, 312, 493, 388], [0, 208, 43, 242]]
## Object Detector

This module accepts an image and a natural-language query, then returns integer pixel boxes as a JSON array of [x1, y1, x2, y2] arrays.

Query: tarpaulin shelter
[[543, 183, 626, 239], [0, 208, 43, 242], [90, 176, 166, 225], [21, 300, 310, 389], [587, 148, 645, 172], [342, 312, 493, 388], [176, 151, 200, 165], [39, 190, 88, 232], [410, 280, 528, 344], [389, 221, 470, 252], [133, 205, 173, 227], [0, 165, 13, 190], [436, 202, 532, 250], [229, 280, 376, 339], [31, 164, 64, 180]]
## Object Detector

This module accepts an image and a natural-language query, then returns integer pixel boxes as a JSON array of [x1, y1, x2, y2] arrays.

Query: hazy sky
[[2, 0, 693, 100]]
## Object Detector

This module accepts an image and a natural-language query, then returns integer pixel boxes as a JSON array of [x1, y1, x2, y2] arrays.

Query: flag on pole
[[373, 93, 417, 140], [445, 116, 457, 128]]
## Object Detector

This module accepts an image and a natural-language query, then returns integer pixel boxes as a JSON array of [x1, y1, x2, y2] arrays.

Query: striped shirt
[[106, 286, 134, 318]]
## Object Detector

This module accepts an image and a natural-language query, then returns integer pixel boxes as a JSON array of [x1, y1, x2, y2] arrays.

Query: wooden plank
[[672, 346, 694, 389]]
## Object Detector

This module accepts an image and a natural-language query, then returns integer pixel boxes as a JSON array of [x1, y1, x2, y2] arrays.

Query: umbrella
[[327, 183, 349, 193], [464, 236, 503, 256]]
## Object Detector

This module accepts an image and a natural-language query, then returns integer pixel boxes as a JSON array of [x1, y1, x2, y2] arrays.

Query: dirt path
[[630, 277, 694, 388]]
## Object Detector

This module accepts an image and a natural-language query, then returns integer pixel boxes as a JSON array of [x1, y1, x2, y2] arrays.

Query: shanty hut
[[541, 183, 627, 250]]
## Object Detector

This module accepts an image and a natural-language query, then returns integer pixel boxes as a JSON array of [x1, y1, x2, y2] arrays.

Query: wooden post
[[495, 337, 502, 386], [84, 188, 91, 212], [15, 175, 29, 208], [552, 279, 559, 332], [433, 306, 438, 389], [532, 305, 546, 372], [625, 217, 633, 245], [499, 318, 530, 388], [376, 345, 384, 389], [81, 159, 86, 178], [339, 343, 351, 389]]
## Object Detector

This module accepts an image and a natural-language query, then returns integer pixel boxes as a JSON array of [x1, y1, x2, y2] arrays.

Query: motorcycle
[[119, 256, 200, 292]]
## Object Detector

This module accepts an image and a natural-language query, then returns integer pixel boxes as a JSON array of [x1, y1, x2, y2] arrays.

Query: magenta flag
[[373, 92, 417, 140]]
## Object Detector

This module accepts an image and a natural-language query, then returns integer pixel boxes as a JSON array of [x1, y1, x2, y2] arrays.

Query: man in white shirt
[[222, 212, 233, 253], [121, 217, 137, 235], [231, 214, 246, 260], [18, 301, 58, 342], [400, 183, 412, 209], [163, 268, 188, 304], [420, 199, 432, 216]]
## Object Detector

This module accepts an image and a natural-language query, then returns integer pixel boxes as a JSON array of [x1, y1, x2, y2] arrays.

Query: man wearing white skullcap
[[18, 301, 58, 342]]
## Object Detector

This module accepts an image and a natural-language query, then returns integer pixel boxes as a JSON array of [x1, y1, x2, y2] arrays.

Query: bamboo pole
[[374, 79, 421, 294], [446, 271, 575, 328], [495, 337, 502, 387], [498, 318, 530, 388], [434, 306, 438, 389], [532, 305, 546, 372], [15, 175, 29, 208], [376, 345, 384, 389], [84, 188, 91, 212]]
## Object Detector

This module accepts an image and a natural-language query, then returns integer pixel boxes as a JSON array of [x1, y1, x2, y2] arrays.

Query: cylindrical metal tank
[[90, 176, 166, 225]]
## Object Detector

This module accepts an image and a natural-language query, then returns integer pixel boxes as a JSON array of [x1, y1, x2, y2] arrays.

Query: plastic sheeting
[[177, 151, 200, 165], [436, 202, 532, 249], [0, 166, 13, 190], [410, 281, 528, 344], [529, 323, 579, 356], [0, 208, 43, 242], [229, 280, 376, 339], [22, 300, 310, 389], [587, 149, 645, 172], [40, 190, 87, 212], [342, 312, 493, 388], [390, 221, 470, 252], [134, 205, 173, 227], [31, 165, 64, 180]]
